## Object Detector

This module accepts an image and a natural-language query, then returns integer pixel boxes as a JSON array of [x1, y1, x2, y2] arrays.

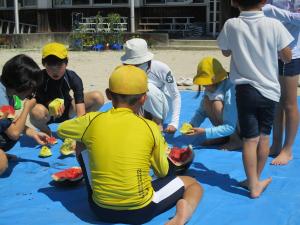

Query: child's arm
[[150, 123, 169, 178], [24, 127, 49, 145], [5, 98, 36, 140], [189, 98, 207, 128], [279, 46, 292, 63], [203, 87, 237, 139], [75, 103, 86, 117], [263, 4, 300, 27]]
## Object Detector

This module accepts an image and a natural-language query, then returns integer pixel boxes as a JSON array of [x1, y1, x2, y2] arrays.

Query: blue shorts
[[279, 58, 300, 76], [236, 84, 277, 139], [78, 152, 184, 225]]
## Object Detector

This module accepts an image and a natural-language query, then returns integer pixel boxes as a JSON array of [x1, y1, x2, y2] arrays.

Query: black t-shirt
[[36, 69, 84, 108]]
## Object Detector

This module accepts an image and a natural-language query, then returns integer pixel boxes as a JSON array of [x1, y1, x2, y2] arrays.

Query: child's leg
[[29, 104, 51, 136], [257, 134, 270, 176], [203, 97, 223, 126], [83, 91, 104, 112], [165, 176, 203, 225], [271, 75, 299, 165], [0, 149, 8, 175], [201, 97, 228, 145], [242, 137, 272, 198], [220, 124, 243, 151], [269, 104, 284, 155]]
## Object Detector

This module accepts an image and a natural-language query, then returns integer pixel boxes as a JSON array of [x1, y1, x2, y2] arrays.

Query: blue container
[[92, 43, 105, 51]]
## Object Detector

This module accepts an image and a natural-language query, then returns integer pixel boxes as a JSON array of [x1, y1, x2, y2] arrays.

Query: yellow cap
[[42, 42, 68, 59], [109, 65, 148, 95], [193, 57, 228, 86]]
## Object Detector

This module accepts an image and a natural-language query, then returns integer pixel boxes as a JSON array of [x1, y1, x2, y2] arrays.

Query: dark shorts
[[0, 132, 17, 152], [78, 152, 184, 225], [279, 58, 300, 76], [236, 84, 277, 139]]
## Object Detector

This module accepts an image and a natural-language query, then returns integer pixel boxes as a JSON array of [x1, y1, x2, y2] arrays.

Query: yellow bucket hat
[[109, 65, 148, 95], [42, 42, 68, 59], [193, 57, 228, 86]]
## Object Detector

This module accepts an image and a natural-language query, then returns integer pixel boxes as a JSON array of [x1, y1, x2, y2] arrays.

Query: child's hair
[[1, 54, 42, 93], [42, 55, 68, 66], [195, 86, 203, 99], [109, 91, 145, 106], [232, 0, 262, 8]]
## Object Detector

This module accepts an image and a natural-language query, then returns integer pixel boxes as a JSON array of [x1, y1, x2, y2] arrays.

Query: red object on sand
[[46, 136, 58, 145], [52, 167, 83, 182], [0, 105, 15, 119]]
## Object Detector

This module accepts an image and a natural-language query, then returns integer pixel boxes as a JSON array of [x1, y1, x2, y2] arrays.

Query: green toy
[[13, 95, 22, 110]]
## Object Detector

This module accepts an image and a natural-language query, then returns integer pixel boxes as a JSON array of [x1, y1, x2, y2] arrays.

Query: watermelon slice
[[48, 98, 64, 117], [167, 145, 194, 175], [60, 138, 76, 156], [46, 136, 58, 145], [179, 123, 193, 134], [52, 167, 83, 183], [0, 105, 15, 119], [39, 146, 52, 158], [168, 145, 194, 166]]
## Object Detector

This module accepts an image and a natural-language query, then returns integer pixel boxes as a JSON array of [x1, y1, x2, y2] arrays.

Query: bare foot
[[271, 149, 293, 166], [250, 177, 272, 199], [269, 143, 281, 156], [165, 199, 192, 225]]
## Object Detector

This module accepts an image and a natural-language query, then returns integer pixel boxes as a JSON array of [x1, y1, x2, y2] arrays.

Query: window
[[0, 0, 4, 7], [112, 0, 128, 4], [53, 0, 72, 5], [94, 0, 111, 4], [73, 0, 89, 4], [7, 0, 15, 7], [144, 0, 165, 4], [23, 0, 37, 6]]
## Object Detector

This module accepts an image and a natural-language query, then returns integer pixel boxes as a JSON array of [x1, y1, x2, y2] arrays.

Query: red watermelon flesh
[[52, 167, 83, 182], [169, 147, 192, 163], [46, 136, 58, 145], [0, 105, 15, 119]]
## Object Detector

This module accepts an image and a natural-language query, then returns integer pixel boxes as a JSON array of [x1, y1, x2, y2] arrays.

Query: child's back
[[218, 11, 293, 102]]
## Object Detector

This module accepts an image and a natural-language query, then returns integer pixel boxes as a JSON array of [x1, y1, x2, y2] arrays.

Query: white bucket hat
[[121, 38, 154, 65]]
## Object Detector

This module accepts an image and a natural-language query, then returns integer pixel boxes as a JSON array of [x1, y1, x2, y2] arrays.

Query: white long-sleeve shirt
[[147, 60, 181, 128]]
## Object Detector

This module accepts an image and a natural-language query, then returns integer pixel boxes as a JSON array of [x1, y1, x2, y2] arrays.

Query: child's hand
[[186, 127, 206, 136], [53, 104, 65, 118], [23, 98, 36, 110], [164, 125, 177, 133], [33, 132, 50, 145]]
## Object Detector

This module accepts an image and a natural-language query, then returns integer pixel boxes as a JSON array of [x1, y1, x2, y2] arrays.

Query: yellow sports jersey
[[57, 108, 169, 210]]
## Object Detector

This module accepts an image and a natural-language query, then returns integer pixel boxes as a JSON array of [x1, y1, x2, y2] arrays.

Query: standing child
[[182, 56, 241, 150], [0, 54, 50, 175], [262, 2, 300, 165], [30, 42, 104, 136], [218, 0, 293, 198]]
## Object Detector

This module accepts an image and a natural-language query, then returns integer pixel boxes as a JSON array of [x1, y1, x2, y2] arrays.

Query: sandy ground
[[0, 48, 299, 100]]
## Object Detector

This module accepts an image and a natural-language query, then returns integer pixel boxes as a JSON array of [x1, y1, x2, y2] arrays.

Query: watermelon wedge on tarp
[[52, 167, 83, 185], [46, 136, 58, 145], [167, 145, 194, 175], [0, 105, 15, 119]]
